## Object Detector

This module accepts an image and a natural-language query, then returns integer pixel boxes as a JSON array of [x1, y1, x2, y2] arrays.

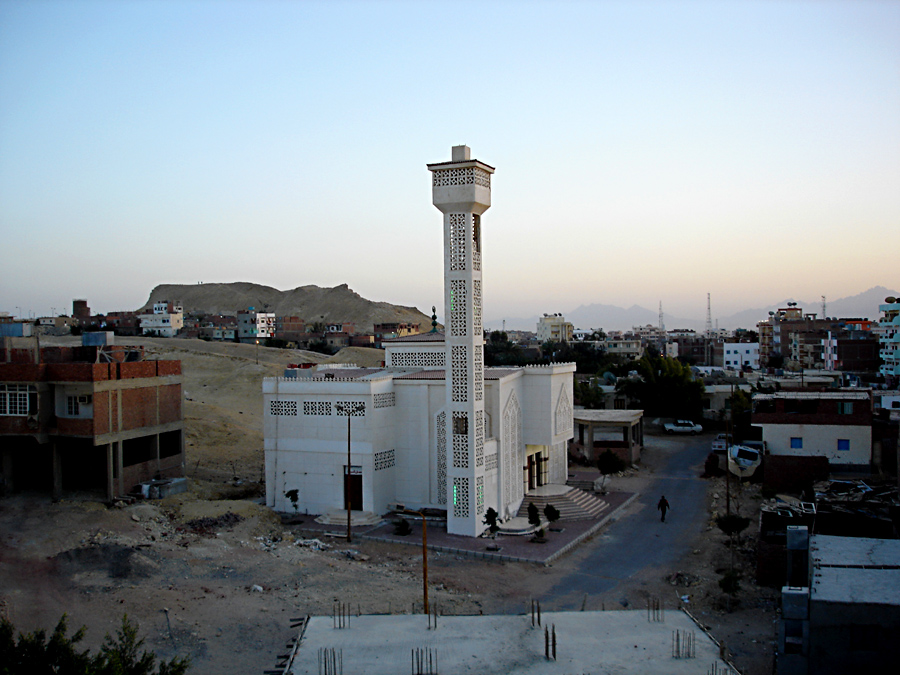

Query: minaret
[[428, 146, 495, 537]]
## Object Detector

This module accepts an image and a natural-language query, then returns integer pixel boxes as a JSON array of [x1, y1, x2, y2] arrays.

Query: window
[[0, 384, 33, 416], [790, 437, 803, 449], [838, 401, 853, 414], [66, 396, 80, 416], [837, 439, 850, 451]]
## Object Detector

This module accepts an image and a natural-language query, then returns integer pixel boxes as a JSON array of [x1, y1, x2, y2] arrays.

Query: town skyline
[[2, 1, 898, 324]]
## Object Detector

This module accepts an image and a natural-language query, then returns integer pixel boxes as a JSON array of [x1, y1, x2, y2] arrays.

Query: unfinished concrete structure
[[778, 528, 900, 675], [283, 609, 735, 674], [0, 336, 184, 500]]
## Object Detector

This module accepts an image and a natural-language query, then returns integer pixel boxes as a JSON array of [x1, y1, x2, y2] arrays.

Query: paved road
[[547, 435, 712, 608]]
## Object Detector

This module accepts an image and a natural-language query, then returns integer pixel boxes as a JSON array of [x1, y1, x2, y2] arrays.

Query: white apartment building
[[536, 314, 574, 343], [722, 342, 759, 370], [139, 300, 183, 338]]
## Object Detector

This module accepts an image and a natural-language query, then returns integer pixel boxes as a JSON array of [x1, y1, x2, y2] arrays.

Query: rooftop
[[810, 535, 900, 606], [289, 610, 731, 675]]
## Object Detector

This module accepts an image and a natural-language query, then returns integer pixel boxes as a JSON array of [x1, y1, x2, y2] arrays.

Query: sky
[[1, 0, 898, 325]]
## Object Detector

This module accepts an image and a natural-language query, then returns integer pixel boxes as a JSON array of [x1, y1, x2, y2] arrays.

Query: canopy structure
[[571, 410, 644, 464]]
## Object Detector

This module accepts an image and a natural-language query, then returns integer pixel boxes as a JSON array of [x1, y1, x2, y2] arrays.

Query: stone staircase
[[565, 477, 596, 491], [515, 486, 609, 522]]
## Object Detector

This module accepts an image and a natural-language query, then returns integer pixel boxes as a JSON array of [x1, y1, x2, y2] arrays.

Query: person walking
[[657, 495, 670, 522]]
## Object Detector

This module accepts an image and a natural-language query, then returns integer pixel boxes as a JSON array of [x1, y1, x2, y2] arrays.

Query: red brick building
[[0, 341, 184, 500]]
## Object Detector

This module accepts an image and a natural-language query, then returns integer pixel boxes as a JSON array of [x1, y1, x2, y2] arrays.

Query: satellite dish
[[768, 311, 775, 316], [886, 296, 897, 304]]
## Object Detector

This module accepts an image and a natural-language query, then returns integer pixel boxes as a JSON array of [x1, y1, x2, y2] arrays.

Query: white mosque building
[[263, 146, 576, 537]]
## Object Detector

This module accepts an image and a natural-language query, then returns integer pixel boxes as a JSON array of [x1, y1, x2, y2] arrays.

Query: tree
[[483, 507, 501, 537], [596, 450, 626, 493], [615, 351, 704, 419], [543, 504, 561, 528], [526, 502, 544, 539], [0, 614, 190, 675]]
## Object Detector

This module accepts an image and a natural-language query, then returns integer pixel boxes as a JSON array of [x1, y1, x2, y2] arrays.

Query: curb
[[354, 492, 640, 566]]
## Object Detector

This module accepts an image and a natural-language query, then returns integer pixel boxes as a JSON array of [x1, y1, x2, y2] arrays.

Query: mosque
[[263, 147, 575, 537]]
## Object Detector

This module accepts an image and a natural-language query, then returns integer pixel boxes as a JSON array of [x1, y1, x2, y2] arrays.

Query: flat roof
[[290, 610, 730, 675], [811, 534, 900, 568], [573, 410, 644, 425], [809, 535, 900, 606]]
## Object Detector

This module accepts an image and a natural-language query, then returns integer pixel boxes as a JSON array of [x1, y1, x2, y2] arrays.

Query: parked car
[[664, 419, 703, 435], [712, 433, 732, 454]]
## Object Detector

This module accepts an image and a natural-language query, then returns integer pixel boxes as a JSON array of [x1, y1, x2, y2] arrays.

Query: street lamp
[[402, 509, 429, 614], [335, 402, 364, 542], [255, 338, 259, 364]]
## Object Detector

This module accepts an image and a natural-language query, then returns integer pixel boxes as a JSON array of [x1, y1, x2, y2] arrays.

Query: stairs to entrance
[[515, 485, 609, 521]]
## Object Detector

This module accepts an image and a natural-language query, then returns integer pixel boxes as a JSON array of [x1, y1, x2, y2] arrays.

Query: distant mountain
[[139, 282, 431, 334], [716, 286, 898, 330], [486, 286, 899, 333]]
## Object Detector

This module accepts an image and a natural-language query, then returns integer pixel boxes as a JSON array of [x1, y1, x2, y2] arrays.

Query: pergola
[[572, 409, 644, 464]]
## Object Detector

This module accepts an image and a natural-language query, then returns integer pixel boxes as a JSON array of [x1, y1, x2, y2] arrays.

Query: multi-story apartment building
[[536, 314, 574, 343], [0, 337, 184, 500], [721, 342, 759, 370], [874, 297, 900, 380], [237, 308, 275, 343], [139, 300, 184, 338]]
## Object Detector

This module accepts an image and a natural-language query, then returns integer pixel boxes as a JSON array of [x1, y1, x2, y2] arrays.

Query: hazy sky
[[1, 0, 898, 324]]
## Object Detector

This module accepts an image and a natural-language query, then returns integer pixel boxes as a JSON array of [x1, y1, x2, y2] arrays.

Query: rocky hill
[[140, 282, 431, 334]]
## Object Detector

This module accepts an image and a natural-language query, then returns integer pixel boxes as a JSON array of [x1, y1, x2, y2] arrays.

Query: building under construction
[[0, 334, 184, 500]]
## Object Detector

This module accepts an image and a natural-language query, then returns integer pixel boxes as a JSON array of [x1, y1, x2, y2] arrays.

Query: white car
[[664, 419, 703, 435]]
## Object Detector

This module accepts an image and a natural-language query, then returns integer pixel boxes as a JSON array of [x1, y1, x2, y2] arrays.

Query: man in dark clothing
[[657, 495, 670, 522]]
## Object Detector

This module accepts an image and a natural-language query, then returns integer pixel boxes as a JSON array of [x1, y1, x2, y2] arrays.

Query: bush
[[0, 614, 190, 674], [715, 514, 750, 537], [597, 450, 626, 475], [394, 518, 412, 536], [718, 570, 742, 595]]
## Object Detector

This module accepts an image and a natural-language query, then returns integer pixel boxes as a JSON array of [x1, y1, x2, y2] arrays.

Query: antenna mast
[[705, 293, 712, 365], [658, 301, 665, 355], [821, 295, 826, 318]]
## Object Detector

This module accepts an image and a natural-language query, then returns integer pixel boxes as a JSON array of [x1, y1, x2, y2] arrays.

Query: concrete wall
[[761, 424, 871, 465]]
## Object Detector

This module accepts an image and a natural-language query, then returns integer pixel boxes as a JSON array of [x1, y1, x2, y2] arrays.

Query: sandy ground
[[0, 338, 777, 674]]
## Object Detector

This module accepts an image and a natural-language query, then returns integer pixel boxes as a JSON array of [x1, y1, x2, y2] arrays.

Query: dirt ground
[[0, 338, 777, 674]]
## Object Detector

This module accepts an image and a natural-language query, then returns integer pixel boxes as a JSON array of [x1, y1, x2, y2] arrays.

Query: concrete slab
[[288, 610, 734, 674]]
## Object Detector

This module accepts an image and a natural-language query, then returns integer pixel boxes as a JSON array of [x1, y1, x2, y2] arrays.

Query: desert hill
[[140, 282, 431, 334]]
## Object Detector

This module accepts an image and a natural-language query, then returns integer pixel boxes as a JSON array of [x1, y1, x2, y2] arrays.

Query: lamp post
[[255, 338, 259, 364], [402, 509, 429, 614], [335, 402, 363, 542]]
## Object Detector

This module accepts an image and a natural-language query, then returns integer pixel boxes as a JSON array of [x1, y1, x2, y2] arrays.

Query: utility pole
[[705, 294, 712, 365]]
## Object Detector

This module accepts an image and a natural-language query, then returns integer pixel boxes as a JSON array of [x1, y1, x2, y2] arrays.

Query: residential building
[[72, 299, 91, 325], [821, 331, 880, 372], [873, 297, 900, 380], [139, 300, 184, 338], [601, 337, 642, 362], [721, 342, 759, 370], [275, 316, 306, 342], [373, 322, 420, 348], [752, 390, 873, 470], [237, 308, 275, 343], [264, 147, 575, 537], [0, 336, 184, 500], [536, 314, 573, 343], [104, 311, 140, 336]]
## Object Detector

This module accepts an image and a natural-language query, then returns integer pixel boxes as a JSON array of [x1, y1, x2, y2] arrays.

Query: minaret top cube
[[427, 146, 495, 215]]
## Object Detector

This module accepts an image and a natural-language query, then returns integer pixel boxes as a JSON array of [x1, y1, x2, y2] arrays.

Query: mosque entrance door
[[344, 465, 363, 511]]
